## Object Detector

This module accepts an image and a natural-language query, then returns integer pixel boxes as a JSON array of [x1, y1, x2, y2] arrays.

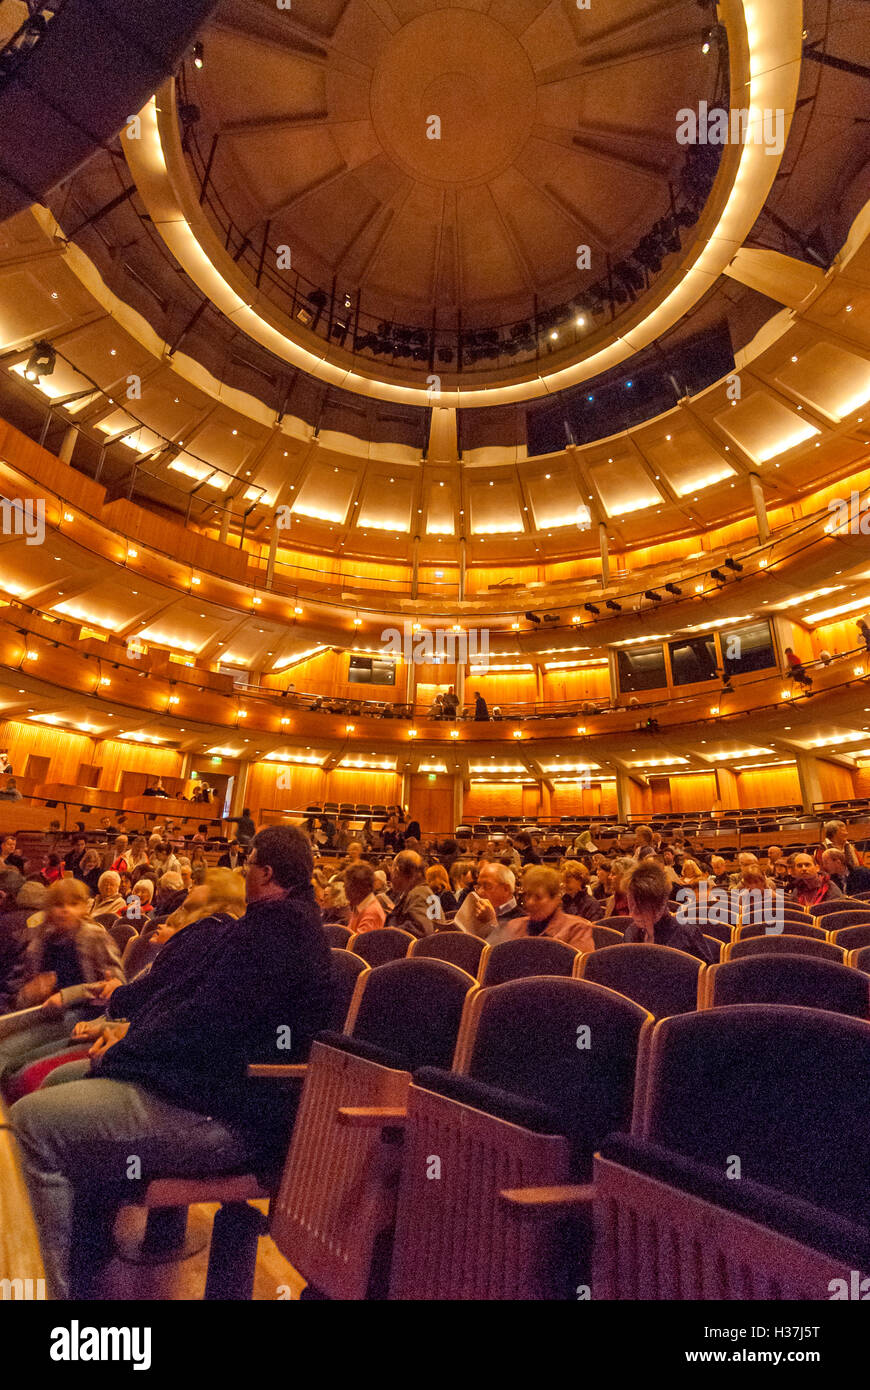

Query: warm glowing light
[[99, 677, 111, 686], [512, 730, 523, 739], [781, 688, 792, 700], [408, 729, 418, 738], [63, 511, 74, 522], [24, 650, 37, 660], [127, 548, 138, 559], [450, 730, 459, 739], [345, 724, 355, 732]]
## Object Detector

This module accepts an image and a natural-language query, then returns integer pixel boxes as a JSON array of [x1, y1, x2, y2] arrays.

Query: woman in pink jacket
[[345, 861, 386, 934]]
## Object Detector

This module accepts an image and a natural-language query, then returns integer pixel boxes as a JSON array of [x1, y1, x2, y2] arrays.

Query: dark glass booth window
[[668, 634, 718, 686], [348, 655, 397, 685], [721, 619, 777, 675], [617, 645, 667, 693]]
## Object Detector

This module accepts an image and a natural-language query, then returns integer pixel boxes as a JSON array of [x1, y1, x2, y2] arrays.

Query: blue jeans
[[10, 1078, 253, 1299]]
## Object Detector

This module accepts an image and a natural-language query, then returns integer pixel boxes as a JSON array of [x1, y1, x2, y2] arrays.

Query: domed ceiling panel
[[193, 0, 712, 328]]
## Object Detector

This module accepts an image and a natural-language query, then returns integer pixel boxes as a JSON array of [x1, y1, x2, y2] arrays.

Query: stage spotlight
[[24, 341, 56, 383], [524, 611, 542, 625], [192, 41, 204, 68], [584, 603, 600, 616], [605, 599, 622, 612], [644, 590, 663, 602], [710, 568, 727, 583], [665, 583, 682, 596], [542, 612, 560, 624], [724, 557, 744, 572]]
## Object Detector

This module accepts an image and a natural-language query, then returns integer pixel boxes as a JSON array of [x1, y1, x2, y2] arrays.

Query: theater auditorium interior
[[0, 0, 869, 1327]]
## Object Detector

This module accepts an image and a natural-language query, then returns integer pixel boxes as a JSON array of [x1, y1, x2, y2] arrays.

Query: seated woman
[[118, 878, 154, 924], [0, 879, 125, 1097], [91, 870, 126, 917], [321, 880, 350, 925], [497, 865, 596, 951], [345, 861, 386, 933], [8, 869, 247, 1099], [560, 860, 604, 921], [622, 860, 716, 962], [425, 864, 458, 917]]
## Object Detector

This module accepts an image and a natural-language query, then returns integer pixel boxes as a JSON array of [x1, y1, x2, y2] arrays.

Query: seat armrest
[[336, 1106, 407, 1128], [500, 1184, 596, 1217], [246, 1063, 307, 1079], [0, 1005, 47, 1042]]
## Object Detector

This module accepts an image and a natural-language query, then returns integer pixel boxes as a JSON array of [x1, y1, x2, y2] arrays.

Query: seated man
[[454, 860, 524, 941], [622, 860, 716, 963], [9, 826, 335, 1300], [822, 847, 870, 896], [789, 851, 843, 912], [382, 851, 441, 937]]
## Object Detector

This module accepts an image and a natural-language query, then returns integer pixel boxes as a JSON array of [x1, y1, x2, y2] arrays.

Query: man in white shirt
[[455, 862, 523, 943]]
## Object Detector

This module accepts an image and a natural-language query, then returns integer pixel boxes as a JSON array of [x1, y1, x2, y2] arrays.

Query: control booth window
[[617, 644, 667, 693], [668, 633, 717, 686], [348, 654, 397, 686], [721, 619, 777, 675]]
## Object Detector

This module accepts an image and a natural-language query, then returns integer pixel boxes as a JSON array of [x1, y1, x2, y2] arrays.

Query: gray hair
[[98, 870, 120, 895], [823, 820, 846, 841], [159, 870, 183, 890], [481, 860, 515, 893]]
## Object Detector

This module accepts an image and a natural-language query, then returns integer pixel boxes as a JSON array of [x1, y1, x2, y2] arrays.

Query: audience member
[[345, 862, 386, 933], [560, 860, 604, 921], [218, 839, 246, 870], [426, 864, 458, 916], [383, 851, 441, 936], [507, 865, 596, 950], [10, 826, 334, 1300], [622, 860, 716, 962], [454, 861, 523, 940], [789, 852, 842, 912]]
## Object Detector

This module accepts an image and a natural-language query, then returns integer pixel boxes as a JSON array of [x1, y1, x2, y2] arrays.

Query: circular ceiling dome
[[190, 0, 713, 332], [369, 11, 537, 187]]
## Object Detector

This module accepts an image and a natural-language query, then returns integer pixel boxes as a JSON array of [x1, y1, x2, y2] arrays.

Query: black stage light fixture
[[665, 583, 682, 596], [605, 599, 622, 611], [192, 41, 204, 68], [634, 234, 663, 274], [524, 611, 542, 625], [724, 557, 744, 572], [584, 603, 600, 616], [542, 612, 560, 624], [710, 568, 727, 583], [24, 340, 56, 383], [644, 589, 663, 602]]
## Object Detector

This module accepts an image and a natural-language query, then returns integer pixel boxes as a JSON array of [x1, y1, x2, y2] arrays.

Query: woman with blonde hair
[[0, 878, 125, 1097], [498, 864, 595, 951], [426, 863, 458, 916], [127, 836, 149, 871], [560, 860, 604, 922], [15, 870, 249, 1097], [680, 858, 705, 890]]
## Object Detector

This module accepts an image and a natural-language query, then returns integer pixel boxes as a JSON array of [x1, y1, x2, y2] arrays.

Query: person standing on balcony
[[473, 691, 489, 721]]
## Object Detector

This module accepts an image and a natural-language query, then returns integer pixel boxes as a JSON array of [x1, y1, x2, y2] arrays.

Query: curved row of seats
[[126, 949, 869, 1300]]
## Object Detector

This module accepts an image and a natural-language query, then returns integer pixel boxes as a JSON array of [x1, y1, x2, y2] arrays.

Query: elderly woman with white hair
[[91, 870, 126, 916]]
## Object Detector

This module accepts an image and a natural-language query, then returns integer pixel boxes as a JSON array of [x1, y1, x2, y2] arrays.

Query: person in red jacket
[[784, 647, 813, 690]]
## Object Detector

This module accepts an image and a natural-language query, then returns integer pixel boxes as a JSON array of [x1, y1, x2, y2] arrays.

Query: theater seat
[[388, 977, 652, 1299], [323, 923, 352, 949], [349, 927, 415, 966], [478, 936, 579, 987], [734, 920, 828, 942], [410, 930, 485, 975], [577, 943, 706, 1019], [827, 919, 870, 947], [267, 958, 477, 1300], [725, 935, 846, 963], [702, 954, 870, 1019], [593, 1006, 870, 1298]]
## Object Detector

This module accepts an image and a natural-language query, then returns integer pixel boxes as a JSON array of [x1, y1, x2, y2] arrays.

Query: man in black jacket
[[10, 825, 334, 1300]]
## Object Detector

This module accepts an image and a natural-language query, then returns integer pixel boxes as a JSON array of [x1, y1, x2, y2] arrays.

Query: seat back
[[323, 923, 352, 949], [591, 924, 623, 948], [828, 920, 870, 948], [578, 943, 705, 1019], [702, 935, 723, 962], [120, 932, 162, 979], [812, 898, 870, 917], [478, 935, 578, 986], [389, 977, 652, 1300], [270, 958, 477, 1300], [410, 930, 485, 975], [703, 954, 870, 1019], [725, 935, 845, 963], [849, 944, 870, 974], [349, 927, 415, 967], [327, 949, 368, 1031], [107, 919, 137, 953], [640, 1005, 870, 1224], [735, 920, 828, 942]]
